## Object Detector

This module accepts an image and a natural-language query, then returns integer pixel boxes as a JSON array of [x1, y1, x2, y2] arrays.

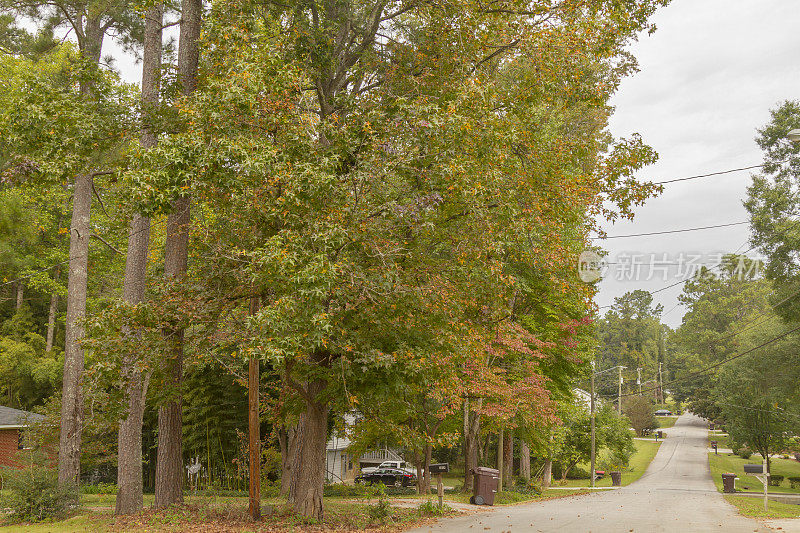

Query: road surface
[[408, 413, 772, 532]]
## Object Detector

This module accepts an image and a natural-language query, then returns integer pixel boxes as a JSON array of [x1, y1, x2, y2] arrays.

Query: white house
[[324, 412, 405, 483]]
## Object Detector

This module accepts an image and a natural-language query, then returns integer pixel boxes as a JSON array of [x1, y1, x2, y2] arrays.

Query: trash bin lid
[[474, 467, 500, 475]]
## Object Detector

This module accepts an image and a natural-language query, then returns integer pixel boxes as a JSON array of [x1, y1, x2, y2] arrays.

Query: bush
[[323, 483, 369, 498], [737, 447, 752, 459], [366, 485, 392, 524], [0, 466, 78, 522], [417, 499, 450, 516], [769, 474, 784, 487], [80, 482, 118, 495], [788, 476, 800, 489]]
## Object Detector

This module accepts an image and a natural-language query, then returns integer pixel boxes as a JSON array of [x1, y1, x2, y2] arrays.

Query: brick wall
[[0, 428, 20, 467]]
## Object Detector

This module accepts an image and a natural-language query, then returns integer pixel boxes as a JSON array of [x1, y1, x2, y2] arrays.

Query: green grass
[[558, 440, 661, 488], [656, 416, 679, 429], [708, 433, 730, 449], [709, 452, 800, 494], [0, 515, 113, 532], [724, 495, 800, 519]]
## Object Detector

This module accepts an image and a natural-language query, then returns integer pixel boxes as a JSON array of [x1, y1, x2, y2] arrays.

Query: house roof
[[0, 406, 44, 428]]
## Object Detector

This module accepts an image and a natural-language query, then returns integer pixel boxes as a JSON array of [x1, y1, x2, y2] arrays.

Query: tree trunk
[[154, 0, 200, 505], [497, 428, 503, 492], [115, 3, 161, 515], [503, 429, 513, 486], [542, 459, 552, 489], [248, 297, 261, 521], [15, 283, 23, 310], [287, 379, 328, 521], [115, 211, 153, 515], [46, 291, 57, 352], [278, 425, 297, 497], [462, 397, 481, 492], [421, 443, 433, 495], [57, 172, 92, 487], [520, 440, 530, 482], [56, 6, 108, 489]]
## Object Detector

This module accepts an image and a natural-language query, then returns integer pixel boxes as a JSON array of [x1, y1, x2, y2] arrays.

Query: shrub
[[769, 474, 784, 487], [0, 465, 77, 522], [788, 476, 800, 489], [323, 483, 369, 498], [366, 485, 392, 524], [417, 499, 450, 516], [737, 447, 752, 459], [80, 482, 118, 495]]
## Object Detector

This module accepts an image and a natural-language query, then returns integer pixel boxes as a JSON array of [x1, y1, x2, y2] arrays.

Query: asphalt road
[[408, 413, 771, 532]]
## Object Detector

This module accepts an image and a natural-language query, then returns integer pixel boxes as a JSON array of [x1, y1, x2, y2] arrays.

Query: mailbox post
[[710, 441, 718, 455], [429, 463, 450, 508], [744, 459, 769, 511]]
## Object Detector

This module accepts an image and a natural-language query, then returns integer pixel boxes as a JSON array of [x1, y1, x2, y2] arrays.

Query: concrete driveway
[[407, 413, 771, 532]]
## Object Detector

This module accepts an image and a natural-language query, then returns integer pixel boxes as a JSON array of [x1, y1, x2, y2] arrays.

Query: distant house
[[0, 406, 43, 467], [324, 412, 405, 484]]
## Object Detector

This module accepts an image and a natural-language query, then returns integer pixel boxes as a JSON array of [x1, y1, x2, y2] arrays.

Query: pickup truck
[[360, 460, 414, 476]]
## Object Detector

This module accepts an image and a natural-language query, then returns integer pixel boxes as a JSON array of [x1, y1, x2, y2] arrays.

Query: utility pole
[[637, 367, 642, 394], [618, 366, 626, 414], [658, 362, 664, 404], [590, 361, 596, 489]]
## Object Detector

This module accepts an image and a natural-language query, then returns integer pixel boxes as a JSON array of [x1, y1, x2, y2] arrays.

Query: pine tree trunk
[[542, 459, 552, 489], [462, 397, 481, 492], [154, 0, 200, 505], [46, 291, 57, 352], [57, 172, 92, 486], [56, 9, 107, 489], [115, 211, 153, 514], [503, 429, 513, 486], [15, 283, 23, 310], [116, 5, 161, 514], [287, 378, 328, 521], [520, 440, 530, 482]]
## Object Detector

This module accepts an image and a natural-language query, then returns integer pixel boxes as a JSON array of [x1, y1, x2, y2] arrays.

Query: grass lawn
[[557, 439, 661, 488], [0, 515, 113, 533], [1, 496, 459, 532], [708, 453, 800, 494], [708, 433, 730, 449], [724, 495, 800, 519], [656, 416, 679, 429]]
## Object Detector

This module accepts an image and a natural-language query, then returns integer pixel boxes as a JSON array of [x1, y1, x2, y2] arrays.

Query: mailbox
[[744, 464, 764, 474], [429, 463, 450, 474]]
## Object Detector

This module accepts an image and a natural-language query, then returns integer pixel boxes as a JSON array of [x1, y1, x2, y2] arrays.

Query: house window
[[18, 429, 24, 450]]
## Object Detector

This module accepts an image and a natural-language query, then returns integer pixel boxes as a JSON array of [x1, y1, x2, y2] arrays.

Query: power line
[[597, 221, 748, 240], [619, 323, 800, 399], [652, 161, 785, 185]]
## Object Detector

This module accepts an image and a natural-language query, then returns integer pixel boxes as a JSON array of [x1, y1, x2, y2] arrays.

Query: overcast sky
[[106, 1, 800, 328], [599, 0, 800, 327]]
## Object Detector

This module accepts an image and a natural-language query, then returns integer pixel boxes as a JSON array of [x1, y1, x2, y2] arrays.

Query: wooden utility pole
[[497, 428, 504, 493], [590, 361, 596, 489], [248, 295, 261, 521], [658, 362, 664, 404], [618, 366, 625, 414]]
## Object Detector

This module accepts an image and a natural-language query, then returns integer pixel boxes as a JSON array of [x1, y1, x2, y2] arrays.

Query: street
[[408, 413, 772, 532]]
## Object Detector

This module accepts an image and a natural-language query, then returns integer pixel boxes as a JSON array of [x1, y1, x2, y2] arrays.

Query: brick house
[[0, 406, 43, 467]]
